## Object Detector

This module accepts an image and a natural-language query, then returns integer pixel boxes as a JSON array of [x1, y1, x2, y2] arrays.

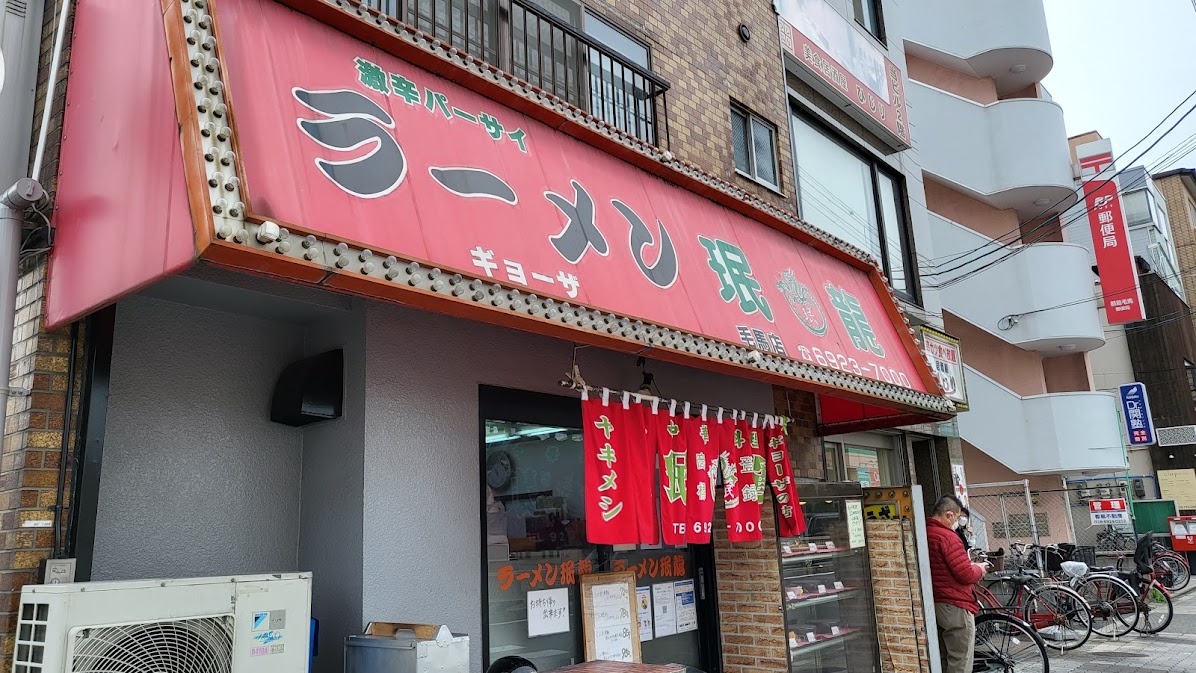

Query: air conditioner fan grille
[[71, 616, 234, 673]]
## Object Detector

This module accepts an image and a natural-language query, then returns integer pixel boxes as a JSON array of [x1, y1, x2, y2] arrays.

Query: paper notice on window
[[527, 588, 571, 637], [591, 583, 634, 662], [674, 580, 697, 633], [846, 499, 866, 548], [636, 587, 653, 642], [652, 582, 677, 637]]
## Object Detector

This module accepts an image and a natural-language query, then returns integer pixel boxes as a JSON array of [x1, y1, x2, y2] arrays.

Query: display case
[[778, 482, 879, 673]]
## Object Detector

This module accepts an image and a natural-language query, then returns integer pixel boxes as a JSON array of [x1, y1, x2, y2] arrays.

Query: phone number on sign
[[795, 346, 912, 388]]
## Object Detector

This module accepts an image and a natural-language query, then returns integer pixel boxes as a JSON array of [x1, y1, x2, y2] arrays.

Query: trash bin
[[345, 622, 469, 673]]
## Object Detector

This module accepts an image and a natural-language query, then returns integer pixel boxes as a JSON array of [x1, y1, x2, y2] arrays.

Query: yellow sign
[[1158, 469, 1196, 511], [864, 503, 898, 520]]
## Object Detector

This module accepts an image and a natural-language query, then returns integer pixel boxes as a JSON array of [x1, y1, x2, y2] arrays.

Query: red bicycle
[[973, 552, 1093, 652]]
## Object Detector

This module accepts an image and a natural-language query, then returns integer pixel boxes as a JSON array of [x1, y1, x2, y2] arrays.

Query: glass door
[[777, 485, 878, 673], [480, 386, 719, 673]]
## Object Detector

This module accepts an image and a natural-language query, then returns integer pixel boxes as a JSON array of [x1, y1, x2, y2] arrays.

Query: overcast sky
[[1043, 0, 1196, 172]]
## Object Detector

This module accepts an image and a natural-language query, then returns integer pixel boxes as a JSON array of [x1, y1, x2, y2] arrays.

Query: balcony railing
[[350, 0, 671, 146]]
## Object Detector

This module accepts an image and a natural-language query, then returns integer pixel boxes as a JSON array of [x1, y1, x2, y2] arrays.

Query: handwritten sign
[[581, 571, 641, 663], [528, 588, 571, 637], [846, 500, 866, 548]]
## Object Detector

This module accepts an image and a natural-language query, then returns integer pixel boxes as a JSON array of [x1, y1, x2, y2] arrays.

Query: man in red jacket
[[927, 495, 989, 673]]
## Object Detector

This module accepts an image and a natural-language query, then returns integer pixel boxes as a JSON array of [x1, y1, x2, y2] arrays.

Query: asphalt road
[[1049, 584, 1196, 672]]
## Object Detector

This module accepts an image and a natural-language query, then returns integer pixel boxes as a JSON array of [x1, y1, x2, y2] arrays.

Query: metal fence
[[349, 0, 671, 145], [966, 480, 1142, 562]]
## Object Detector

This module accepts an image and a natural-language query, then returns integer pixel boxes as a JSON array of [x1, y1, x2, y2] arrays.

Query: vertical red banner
[[1078, 144, 1145, 324], [724, 413, 764, 542], [686, 406, 718, 544], [766, 416, 806, 537], [654, 401, 689, 545], [582, 390, 638, 544], [624, 397, 659, 545]]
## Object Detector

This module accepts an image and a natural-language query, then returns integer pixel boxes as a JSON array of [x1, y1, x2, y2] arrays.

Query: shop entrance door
[[479, 386, 721, 673]]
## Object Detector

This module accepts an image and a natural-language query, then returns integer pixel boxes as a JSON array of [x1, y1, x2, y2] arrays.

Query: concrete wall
[[299, 306, 367, 673], [92, 295, 305, 579], [905, 55, 997, 105]]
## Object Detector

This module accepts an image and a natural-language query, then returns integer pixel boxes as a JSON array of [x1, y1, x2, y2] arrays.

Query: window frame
[[789, 108, 920, 305], [851, 0, 886, 42], [1186, 360, 1196, 409], [730, 103, 781, 192]]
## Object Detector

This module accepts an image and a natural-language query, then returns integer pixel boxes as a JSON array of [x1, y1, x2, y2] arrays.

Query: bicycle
[[973, 551, 1092, 652], [1007, 542, 1139, 639], [1117, 541, 1191, 592], [973, 612, 1049, 673]]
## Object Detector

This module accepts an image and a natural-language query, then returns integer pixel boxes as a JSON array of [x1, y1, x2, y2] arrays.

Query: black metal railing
[[351, 0, 670, 146]]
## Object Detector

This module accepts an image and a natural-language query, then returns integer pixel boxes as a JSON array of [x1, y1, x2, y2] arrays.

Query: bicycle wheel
[[1135, 584, 1174, 634], [1022, 584, 1092, 652], [973, 612, 1049, 673], [1075, 575, 1139, 637], [983, 577, 1024, 610], [1157, 554, 1191, 592]]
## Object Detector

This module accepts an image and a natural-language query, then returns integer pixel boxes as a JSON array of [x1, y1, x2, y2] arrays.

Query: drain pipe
[[31, 0, 72, 184], [0, 178, 45, 419]]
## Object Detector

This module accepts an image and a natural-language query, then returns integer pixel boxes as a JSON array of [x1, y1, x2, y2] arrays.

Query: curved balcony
[[902, 0, 1053, 95], [930, 214, 1104, 354], [958, 367, 1126, 475], [909, 82, 1076, 218]]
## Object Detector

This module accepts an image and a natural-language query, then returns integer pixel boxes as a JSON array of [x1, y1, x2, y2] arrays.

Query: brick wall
[[1155, 175, 1196, 338], [866, 519, 930, 673], [588, 0, 795, 211], [0, 0, 78, 665]]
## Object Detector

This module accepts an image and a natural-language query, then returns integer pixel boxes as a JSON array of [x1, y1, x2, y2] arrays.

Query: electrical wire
[[920, 86, 1196, 271]]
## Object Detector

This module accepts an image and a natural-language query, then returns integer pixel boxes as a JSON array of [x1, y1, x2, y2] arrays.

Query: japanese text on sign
[[496, 555, 688, 592], [527, 588, 571, 637]]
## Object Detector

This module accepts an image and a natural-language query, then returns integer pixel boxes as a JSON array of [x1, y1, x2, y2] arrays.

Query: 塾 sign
[[1089, 498, 1130, 526], [1078, 140, 1145, 324], [1119, 382, 1155, 446], [920, 326, 967, 411], [775, 0, 909, 149]]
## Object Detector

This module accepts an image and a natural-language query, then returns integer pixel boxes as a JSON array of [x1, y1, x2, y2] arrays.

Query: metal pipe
[[32, 0, 73, 184], [0, 179, 45, 428]]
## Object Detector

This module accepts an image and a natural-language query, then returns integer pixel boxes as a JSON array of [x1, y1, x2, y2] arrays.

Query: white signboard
[[635, 587, 653, 642], [527, 588, 571, 637], [674, 580, 697, 633], [920, 327, 968, 410], [651, 582, 677, 637], [846, 499, 866, 548], [1089, 498, 1131, 526]]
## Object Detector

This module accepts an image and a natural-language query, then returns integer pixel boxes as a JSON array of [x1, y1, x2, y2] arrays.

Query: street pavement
[[1049, 585, 1196, 672]]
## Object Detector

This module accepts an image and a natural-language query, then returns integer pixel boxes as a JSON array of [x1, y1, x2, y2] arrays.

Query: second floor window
[[731, 104, 780, 191], [790, 111, 917, 303]]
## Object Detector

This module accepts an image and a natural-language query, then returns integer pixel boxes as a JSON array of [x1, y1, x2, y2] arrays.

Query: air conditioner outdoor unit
[[1158, 425, 1196, 447], [13, 573, 311, 673]]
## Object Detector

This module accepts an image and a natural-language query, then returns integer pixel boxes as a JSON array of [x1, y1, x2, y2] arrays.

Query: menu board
[[580, 571, 641, 663]]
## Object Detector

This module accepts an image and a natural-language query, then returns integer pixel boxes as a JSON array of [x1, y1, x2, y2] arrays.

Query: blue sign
[[1119, 383, 1155, 445]]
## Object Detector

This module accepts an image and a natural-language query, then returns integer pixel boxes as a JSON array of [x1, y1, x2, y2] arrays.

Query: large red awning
[[46, 0, 953, 426]]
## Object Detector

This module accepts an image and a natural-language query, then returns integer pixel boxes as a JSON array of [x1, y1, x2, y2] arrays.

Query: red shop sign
[[1078, 144, 1145, 324], [215, 0, 927, 393]]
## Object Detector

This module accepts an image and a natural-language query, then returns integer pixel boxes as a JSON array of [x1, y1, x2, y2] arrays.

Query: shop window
[[852, 0, 884, 40], [480, 389, 713, 672], [823, 437, 904, 487], [731, 104, 780, 191], [790, 112, 917, 303]]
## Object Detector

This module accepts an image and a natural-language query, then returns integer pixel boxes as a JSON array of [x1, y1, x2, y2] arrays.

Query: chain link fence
[[965, 481, 1041, 554], [1063, 482, 1135, 553]]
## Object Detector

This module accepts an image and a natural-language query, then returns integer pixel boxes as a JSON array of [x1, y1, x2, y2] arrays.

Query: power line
[[920, 87, 1196, 271], [927, 98, 1196, 291]]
